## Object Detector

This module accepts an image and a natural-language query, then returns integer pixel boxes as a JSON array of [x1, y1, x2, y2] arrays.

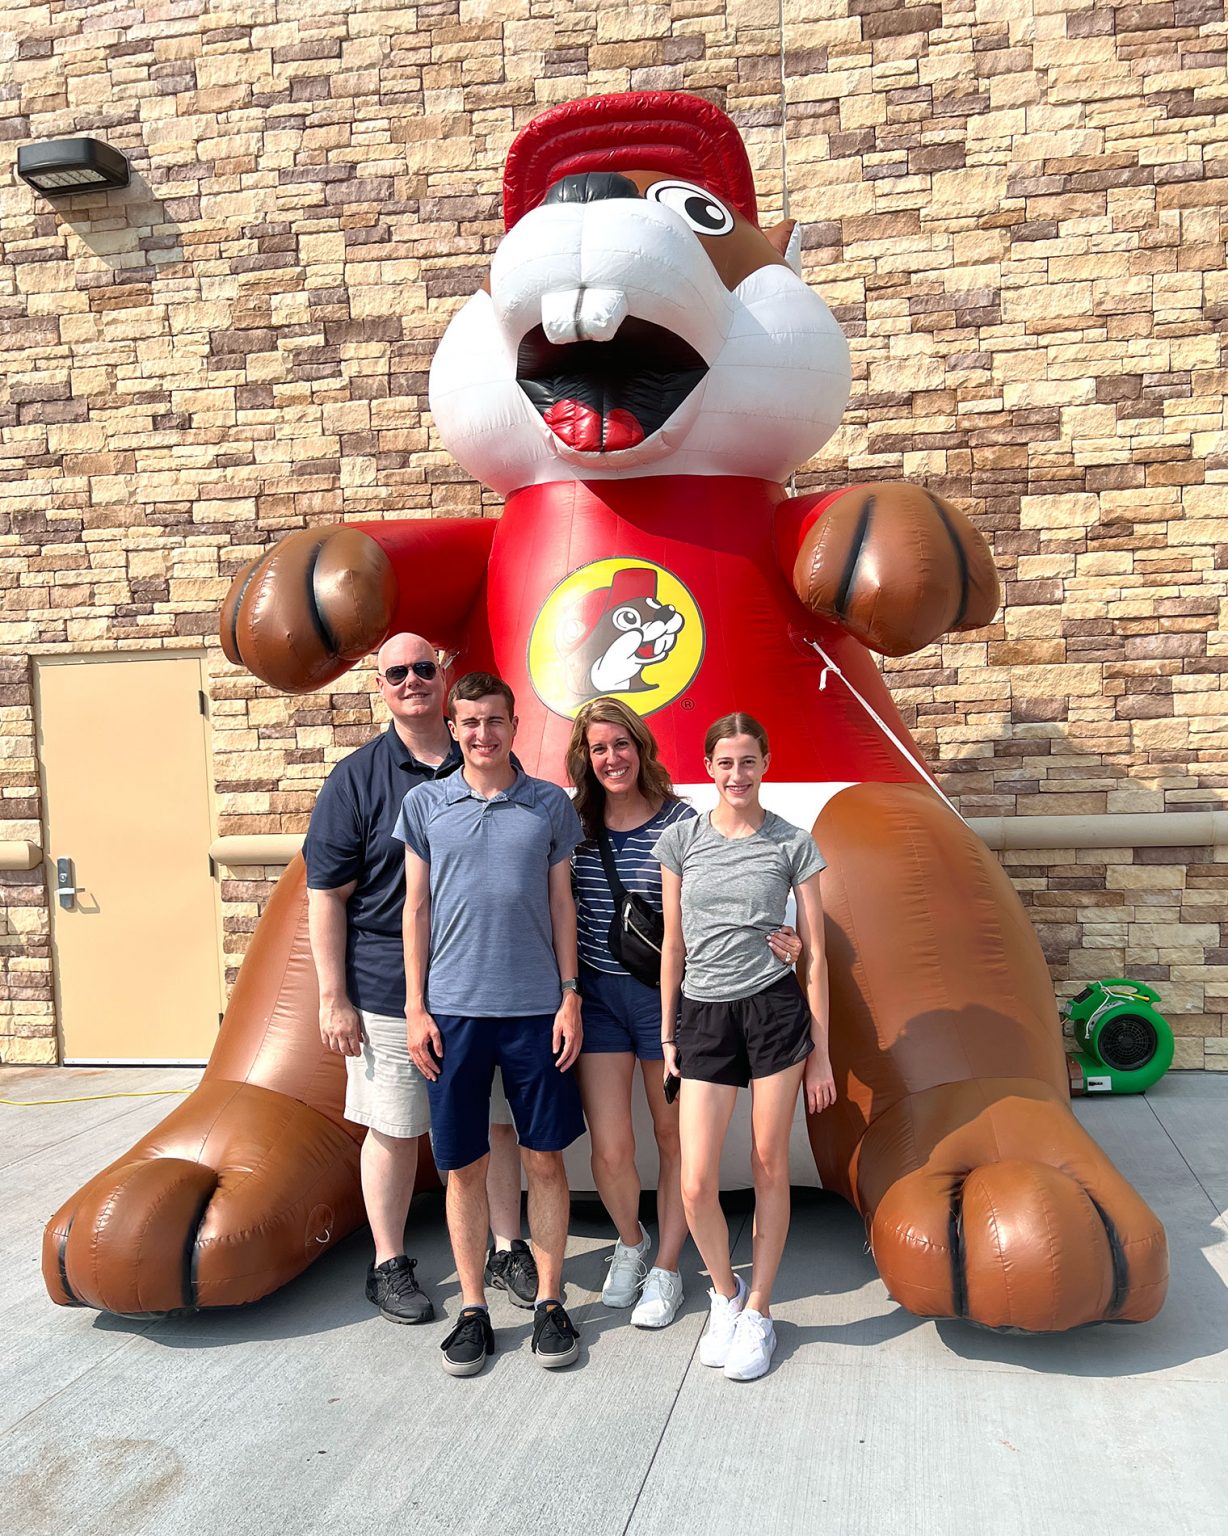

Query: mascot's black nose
[[543, 172, 641, 208]]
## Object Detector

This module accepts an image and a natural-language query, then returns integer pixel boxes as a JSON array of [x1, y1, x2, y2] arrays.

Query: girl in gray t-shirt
[[653, 712, 835, 1383]]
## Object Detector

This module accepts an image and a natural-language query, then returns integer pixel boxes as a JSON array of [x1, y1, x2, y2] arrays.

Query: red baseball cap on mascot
[[503, 91, 759, 230], [561, 568, 658, 652]]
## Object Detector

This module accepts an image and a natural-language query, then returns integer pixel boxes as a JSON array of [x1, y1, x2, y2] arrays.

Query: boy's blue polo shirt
[[303, 724, 462, 1016], [394, 767, 582, 1018]]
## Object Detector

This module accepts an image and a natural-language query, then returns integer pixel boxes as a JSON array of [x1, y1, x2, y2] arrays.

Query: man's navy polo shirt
[[394, 767, 582, 1018], [303, 723, 461, 1016]]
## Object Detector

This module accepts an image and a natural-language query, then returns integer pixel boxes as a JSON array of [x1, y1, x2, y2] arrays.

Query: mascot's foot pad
[[43, 1079, 364, 1315], [856, 1079, 1169, 1331]]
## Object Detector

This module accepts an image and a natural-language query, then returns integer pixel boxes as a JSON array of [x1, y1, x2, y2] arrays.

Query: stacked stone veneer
[[1, 1, 1224, 1065]]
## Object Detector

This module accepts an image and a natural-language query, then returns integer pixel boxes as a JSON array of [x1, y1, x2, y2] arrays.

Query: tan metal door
[[37, 654, 222, 1062]]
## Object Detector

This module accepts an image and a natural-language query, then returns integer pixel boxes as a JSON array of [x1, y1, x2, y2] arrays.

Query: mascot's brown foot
[[854, 1078, 1168, 1330], [810, 783, 1169, 1332], [43, 1081, 364, 1315], [42, 860, 367, 1316]]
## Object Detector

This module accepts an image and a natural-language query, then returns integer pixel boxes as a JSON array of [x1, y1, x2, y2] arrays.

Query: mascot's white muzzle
[[429, 188, 851, 492], [490, 199, 735, 365]]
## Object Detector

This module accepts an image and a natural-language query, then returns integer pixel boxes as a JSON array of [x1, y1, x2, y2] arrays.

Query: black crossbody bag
[[595, 828, 666, 989]]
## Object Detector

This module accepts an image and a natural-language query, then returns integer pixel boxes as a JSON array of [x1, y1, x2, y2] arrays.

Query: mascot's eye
[[611, 607, 641, 632], [646, 180, 735, 237]]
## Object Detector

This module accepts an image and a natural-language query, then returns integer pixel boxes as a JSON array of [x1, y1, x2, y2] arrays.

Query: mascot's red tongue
[[543, 400, 646, 452]]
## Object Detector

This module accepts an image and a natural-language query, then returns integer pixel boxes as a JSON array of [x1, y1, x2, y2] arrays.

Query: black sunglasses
[[379, 661, 438, 685]]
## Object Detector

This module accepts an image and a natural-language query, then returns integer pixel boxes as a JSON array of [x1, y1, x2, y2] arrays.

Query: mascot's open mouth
[[517, 318, 707, 453]]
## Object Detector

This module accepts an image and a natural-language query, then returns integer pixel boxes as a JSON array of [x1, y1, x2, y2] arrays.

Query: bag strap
[[595, 827, 629, 904]]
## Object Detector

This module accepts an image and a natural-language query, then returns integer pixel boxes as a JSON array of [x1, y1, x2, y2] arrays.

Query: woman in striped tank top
[[567, 699, 693, 1328]]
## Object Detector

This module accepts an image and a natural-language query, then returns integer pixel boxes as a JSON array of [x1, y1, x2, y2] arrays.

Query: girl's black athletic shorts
[[678, 971, 814, 1087]]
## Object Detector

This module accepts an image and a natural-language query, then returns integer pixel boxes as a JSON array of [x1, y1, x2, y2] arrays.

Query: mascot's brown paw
[[221, 526, 397, 693], [793, 481, 999, 656], [859, 1080, 1169, 1331], [43, 1080, 364, 1315]]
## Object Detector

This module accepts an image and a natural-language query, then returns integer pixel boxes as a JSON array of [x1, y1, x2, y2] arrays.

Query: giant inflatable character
[[45, 93, 1168, 1331]]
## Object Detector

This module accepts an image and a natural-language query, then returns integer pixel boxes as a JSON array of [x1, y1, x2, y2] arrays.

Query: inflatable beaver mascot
[[45, 92, 1167, 1332]]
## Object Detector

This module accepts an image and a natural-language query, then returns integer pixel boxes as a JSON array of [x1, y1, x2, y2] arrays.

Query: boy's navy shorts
[[427, 1012, 585, 1171]]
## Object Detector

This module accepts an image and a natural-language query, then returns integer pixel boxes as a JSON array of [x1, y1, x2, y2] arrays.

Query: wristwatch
[[560, 977, 580, 996]]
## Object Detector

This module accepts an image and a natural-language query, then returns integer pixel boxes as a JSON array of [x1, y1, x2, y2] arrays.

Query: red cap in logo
[[607, 567, 657, 607], [559, 567, 659, 651]]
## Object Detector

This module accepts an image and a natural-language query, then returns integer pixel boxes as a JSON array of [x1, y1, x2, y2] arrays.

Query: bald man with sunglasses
[[305, 633, 532, 1324]]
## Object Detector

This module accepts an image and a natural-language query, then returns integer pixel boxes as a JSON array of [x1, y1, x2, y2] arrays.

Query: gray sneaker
[[601, 1221, 651, 1308]]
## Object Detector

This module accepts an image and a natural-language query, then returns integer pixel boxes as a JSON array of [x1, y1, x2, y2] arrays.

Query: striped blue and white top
[[574, 799, 696, 976]]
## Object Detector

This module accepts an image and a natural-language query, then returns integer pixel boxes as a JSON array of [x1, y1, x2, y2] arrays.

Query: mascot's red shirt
[[459, 474, 928, 794]]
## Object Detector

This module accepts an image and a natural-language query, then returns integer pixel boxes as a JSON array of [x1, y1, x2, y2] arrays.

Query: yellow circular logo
[[528, 558, 705, 719]]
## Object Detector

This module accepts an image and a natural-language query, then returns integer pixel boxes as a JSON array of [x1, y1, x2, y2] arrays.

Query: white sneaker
[[723, 1307, 776, 1381], [602, 1222, 651, 1308], [631, 1267, 684, 1329], [698, 1274, 748, 1367]]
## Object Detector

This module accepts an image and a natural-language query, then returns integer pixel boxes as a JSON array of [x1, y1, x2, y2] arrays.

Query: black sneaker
[[365, 1256, 434, 1325], [440, 1306, 495, 1377], [485, 1239, 538, 1308], [531, 1301, 580, 1369]]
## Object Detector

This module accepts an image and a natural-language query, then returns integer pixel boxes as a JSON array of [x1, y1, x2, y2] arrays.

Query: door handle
[[56, 856, 80, 911]]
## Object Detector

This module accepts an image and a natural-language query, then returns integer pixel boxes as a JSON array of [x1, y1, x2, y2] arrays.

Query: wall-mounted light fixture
[[17, 138, 130, 196]]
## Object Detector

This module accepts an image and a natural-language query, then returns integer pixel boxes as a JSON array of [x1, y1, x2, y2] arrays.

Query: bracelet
[[661, 1036, 676, 1045]]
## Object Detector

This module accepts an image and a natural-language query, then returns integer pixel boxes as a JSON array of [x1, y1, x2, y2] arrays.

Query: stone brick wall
[[1, 0, 1224, 1065]]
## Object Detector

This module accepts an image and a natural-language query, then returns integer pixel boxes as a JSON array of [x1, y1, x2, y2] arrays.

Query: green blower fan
[[1062, 979, 1174, 1095]]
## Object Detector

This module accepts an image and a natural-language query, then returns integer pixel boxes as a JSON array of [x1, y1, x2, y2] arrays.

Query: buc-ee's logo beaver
[[528, 559, 703, 716]]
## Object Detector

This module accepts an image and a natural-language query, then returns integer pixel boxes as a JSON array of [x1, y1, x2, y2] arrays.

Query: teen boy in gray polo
[[304, 633, 531, 1325], [396, 672, 586, 1375]]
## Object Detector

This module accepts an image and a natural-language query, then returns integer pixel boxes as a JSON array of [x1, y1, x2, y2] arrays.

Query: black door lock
[[56, 856, 77, 911]]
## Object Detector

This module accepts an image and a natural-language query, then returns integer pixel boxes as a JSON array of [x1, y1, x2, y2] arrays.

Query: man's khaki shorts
[[347, 1009, 513, 1140]]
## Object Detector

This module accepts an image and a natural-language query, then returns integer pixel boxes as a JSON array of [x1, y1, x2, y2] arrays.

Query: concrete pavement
[[2, 1066, 1225, 1535]]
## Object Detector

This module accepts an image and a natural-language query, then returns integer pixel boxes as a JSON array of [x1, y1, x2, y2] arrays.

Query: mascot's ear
[[764, 218, 803, 276]]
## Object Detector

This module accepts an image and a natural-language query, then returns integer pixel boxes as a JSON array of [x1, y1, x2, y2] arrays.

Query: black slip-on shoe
[[366, 1256, 435, 1325], [531, 1301, 580, 1369], [485, 1239, 538, 1308], [441, 1306, 495, 1377]]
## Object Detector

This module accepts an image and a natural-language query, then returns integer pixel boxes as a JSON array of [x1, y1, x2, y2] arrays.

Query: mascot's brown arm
[[776, 483, 1000, 657], [220, 517, 495, 693]]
